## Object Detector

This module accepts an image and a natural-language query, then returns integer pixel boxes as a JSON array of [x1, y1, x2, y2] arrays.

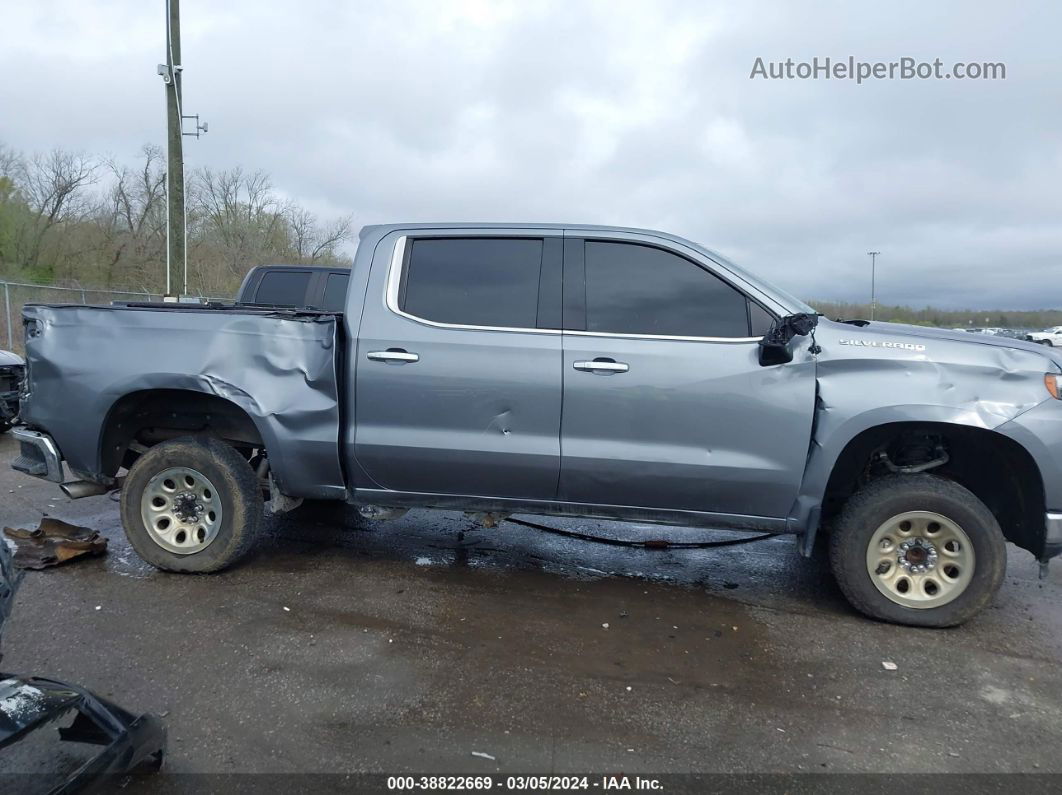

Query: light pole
[[867, 251, 880, 320]]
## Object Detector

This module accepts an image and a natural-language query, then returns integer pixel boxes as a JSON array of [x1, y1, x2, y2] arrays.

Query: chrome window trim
[[566, 329, 762, 344], [384, 234, 765, 343]]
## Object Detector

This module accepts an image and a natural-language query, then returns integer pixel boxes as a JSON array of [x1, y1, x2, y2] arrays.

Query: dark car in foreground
[[0, 350, 23, 434], [11, 223, 1062, 627]]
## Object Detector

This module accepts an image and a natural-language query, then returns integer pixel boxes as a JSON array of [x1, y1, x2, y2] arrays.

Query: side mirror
[[758, 312, 819, 366], [759, 337, 794, 366]]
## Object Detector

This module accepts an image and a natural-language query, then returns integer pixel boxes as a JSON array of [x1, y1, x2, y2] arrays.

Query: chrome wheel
[[865, 511, 975, 609], [140, 466, 223, 554]]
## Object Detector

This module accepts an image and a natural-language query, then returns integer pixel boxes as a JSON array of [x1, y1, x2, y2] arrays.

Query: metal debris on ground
[[2, 517, 107, 569], [882, 661, 898, 671], [471, 751, 496, 761], [0, 535, 166, 787]]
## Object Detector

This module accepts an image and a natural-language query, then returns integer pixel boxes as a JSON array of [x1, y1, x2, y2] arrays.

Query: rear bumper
[[11, 427, 64, 483]]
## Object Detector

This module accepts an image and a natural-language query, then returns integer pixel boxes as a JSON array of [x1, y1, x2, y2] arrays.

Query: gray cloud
[[1, 0, 1059, 307]]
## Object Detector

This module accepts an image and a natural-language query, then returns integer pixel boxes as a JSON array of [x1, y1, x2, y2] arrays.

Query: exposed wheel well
[[100, 389, 265, 478], [822, 421, 1046, 557]]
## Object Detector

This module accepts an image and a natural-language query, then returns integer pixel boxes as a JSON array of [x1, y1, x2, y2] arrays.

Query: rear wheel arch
[[98, 388, 272, 480]]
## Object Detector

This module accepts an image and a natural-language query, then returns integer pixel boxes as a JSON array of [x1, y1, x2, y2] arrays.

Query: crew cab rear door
[[353, 230, 563, 499], [558, 232, 816, 522]]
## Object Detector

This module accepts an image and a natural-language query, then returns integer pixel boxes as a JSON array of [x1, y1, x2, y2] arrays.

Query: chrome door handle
[[574, 360, 629, 374], [367, 350, 419, 363]]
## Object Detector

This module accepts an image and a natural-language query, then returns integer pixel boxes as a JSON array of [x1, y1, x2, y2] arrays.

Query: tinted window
[[584, 241, 752, 337], [402, 238, 543, 328], [255, 271, 311, 306], [749, 301, 775, 337], [321, 272, 349, 312]]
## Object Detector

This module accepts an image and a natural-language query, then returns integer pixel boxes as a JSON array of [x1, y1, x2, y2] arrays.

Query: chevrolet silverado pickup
[[11, 223, 1062, 627]]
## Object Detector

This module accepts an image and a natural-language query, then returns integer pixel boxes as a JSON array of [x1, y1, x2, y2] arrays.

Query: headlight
[[1046, 373, 1062, 400]]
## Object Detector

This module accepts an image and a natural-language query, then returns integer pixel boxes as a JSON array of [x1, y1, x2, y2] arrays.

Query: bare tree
[[285, 204, 352, 262], [98, 145, 167, 285], [12, 148, 99, 275]]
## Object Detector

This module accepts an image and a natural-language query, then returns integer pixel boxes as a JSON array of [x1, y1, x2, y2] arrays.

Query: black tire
[[120, 436, 262, 573], [0, 421, 12, 434], [1042, 340, 1054, 346], [829, 473, 1006, 627]]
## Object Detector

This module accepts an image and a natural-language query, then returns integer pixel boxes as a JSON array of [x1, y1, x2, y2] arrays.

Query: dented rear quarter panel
[[791, 318, 1059, 531], [19, 304, 345, 498]]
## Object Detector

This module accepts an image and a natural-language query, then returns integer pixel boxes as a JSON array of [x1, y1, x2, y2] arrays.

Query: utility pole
[[158, 0, 206, 299], [867, 251, 880, 321], [163, 0, 183, 298]]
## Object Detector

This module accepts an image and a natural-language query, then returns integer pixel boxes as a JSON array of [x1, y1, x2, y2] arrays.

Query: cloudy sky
[[1, 0, 1059, 308]]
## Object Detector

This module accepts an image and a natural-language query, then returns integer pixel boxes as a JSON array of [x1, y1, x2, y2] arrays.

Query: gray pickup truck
[[11, 224, 1062, 627]]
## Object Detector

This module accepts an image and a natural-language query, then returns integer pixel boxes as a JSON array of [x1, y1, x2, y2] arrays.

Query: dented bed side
[[18, 303, 345, 499]]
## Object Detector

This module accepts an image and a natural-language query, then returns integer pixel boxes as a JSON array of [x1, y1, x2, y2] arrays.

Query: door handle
[[367, 349, 419, 363], [573, 359, 629, 374]]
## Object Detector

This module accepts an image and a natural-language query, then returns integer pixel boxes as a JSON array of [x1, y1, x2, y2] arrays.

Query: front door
[[354, 232, 564, 499], [558, 236, 816, 521]]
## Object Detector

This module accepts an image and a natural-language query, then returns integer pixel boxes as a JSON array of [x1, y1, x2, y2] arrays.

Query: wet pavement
[[1, 431, 1062, 776]]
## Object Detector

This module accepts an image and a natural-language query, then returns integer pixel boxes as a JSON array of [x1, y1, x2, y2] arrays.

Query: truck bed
[[19, 303, 345, 498]]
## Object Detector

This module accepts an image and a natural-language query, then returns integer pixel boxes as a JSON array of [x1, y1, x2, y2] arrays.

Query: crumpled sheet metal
[[21, 304, 345, 500], [789, 318, 1058, 541], [3, 517, 107, 569], [0, 539, 166, 789]]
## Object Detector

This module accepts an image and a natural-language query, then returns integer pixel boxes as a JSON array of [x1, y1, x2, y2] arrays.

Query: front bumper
[[10, 428, 64, 483], [1046, 512, 1062, 559]]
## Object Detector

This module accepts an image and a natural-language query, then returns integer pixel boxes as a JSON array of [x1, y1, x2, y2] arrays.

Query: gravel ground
[[1, 431, 1061, 783]]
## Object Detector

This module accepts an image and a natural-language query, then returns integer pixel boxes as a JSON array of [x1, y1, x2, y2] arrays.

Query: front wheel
[[1041, 340, 1053, 346], [829, 473, 1006, 627], [120, 436, 263, 573]]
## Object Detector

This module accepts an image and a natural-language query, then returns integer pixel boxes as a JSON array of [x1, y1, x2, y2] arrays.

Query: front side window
[[583, 241, 758, 337], [400, 238, 543, 328]]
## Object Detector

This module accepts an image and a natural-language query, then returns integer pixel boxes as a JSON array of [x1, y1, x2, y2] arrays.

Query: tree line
[[1, 141, 1058, 329], [811, 300, 1062, 331], [0, 143, 352, 296]]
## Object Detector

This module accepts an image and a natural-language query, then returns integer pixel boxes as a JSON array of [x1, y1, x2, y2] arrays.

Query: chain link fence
[[1, 280, 227, 356]]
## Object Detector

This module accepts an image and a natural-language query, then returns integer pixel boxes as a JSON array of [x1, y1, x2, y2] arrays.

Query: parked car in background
[[1027, 327, 1062, 346], [236, 265, 350, 311], [12, 223, 1062, 628], [0, 350, 23, 433]]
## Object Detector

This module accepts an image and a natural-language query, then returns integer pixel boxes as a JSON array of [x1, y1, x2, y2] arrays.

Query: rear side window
[[321, 272, 349, 312], [583, 241, 755, 337], [255, 271, 311, 306], [401, 238, 543, 328]]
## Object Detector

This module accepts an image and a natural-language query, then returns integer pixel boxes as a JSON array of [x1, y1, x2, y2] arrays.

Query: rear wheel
[[829, 473, 1006, 627], [0, 421, 12, 434], [120, 436, 262, 573]]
